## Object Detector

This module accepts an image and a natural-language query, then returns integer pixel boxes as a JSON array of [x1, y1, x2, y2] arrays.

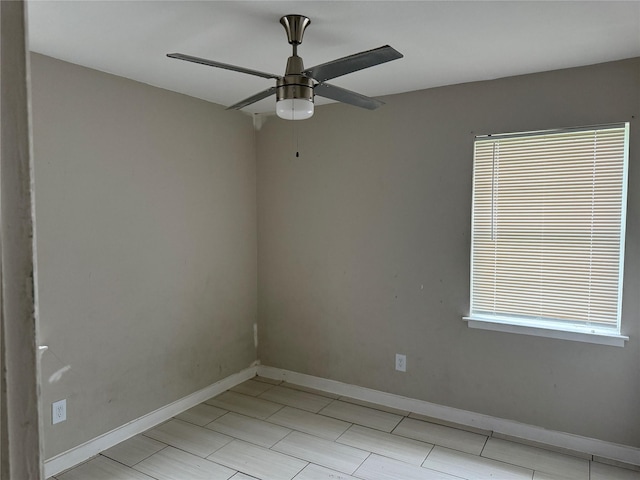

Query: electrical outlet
[[395, 353, 406, 372], [52, 399, 66, 424]]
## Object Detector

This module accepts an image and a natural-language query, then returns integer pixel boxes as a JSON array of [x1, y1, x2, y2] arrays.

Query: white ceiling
[[27, 1, 640, 115]]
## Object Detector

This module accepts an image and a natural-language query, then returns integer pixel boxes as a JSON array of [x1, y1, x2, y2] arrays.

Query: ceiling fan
[[167, 14, 403, 120]]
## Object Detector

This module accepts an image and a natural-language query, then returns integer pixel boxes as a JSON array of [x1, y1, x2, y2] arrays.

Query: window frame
[[465, 123, 630, 347]]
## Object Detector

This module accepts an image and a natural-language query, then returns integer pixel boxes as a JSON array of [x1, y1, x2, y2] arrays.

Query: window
[[467, 123, 629, 345]]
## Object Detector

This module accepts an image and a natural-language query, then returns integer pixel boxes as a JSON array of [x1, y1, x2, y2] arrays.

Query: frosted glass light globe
[[276, 98, 314, 120]]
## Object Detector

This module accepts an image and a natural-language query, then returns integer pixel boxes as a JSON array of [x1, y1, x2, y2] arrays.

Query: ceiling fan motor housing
[[277, 54, 313, 102], [276, 75, 314, 103]]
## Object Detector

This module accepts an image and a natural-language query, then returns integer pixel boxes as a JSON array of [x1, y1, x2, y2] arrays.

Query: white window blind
[[470, 123, 629, 333]]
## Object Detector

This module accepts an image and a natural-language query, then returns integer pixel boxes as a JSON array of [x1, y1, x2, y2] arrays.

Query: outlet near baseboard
[[395, 353, 406, 372], [52, 399, 67, 424]]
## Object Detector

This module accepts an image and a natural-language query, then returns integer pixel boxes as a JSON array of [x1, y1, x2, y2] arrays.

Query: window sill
[[463, 316, 628, 347]]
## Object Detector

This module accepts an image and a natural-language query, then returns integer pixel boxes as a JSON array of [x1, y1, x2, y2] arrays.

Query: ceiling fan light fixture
[[276, 74, 314, 120], [276, 98, 314, 120]]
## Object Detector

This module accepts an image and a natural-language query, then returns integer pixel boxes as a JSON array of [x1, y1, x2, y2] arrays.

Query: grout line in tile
[[481, 441, 592, 480], [407, 412, 492, 436], [264, 405, 356, 438], [338, 396, 411, 417], [96, 452, 167, 480], [268, 429, 296, 450], [55, 455, 98, 477], [138, 428, 232, 462], [422, 452, 534, 480], [457, 449, 541, 478], [403, 416, 492, 440], [355, 451, 373, 472], [325, 398, 404, 420], [479, 434, 489, 457], [390, 431, 485, 459], [272, 433, 370, 476], [318, 399, 404, 432], [281, 382, 341, 399], [129, 444, 171, 468], [421, 442, 437, 464], [131, 445, 240, 480], [396, 412, 490, 444], [390, 416, 490, 456]]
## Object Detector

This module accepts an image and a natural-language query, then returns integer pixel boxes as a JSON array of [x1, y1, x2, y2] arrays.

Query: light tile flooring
[[51, 377, 640, 480]]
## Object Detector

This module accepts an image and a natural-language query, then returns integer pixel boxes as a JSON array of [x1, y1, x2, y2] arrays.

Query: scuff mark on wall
[[48, 365, 71, 384], [254, 323, 258, 349], [253, 114, 264, 131]]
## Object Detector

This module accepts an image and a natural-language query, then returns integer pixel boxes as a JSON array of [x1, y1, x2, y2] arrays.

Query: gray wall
[[30, 52, 640, 457], [257, 58, 640, 447], [31, 54, 257, 458]]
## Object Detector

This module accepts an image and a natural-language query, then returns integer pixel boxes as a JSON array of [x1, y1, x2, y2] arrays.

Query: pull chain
[[292, 113, 300, 158]]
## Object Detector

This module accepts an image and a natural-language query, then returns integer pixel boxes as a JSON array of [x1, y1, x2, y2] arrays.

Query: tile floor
[[51, 377, 640, 480]]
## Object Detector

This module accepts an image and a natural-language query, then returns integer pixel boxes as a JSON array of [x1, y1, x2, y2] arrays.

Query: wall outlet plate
[[52, 399, 66, 424], [395, 353, 406, 372]]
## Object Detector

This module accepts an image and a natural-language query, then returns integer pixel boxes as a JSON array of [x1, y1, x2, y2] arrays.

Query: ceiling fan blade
[[314, 83, 384, 110], [227, 86, 277, 110], [167, 53, 281, 80], [303, 45, 402, 83]]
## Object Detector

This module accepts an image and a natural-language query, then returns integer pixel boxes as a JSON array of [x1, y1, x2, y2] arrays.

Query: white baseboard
[[44, 365, 257, 478], [45, 363, 640, 476], [257, 365, 640, 466]]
